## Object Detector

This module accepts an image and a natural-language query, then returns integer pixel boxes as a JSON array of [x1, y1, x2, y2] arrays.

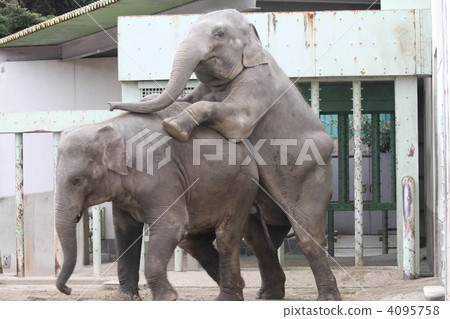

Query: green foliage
[[0, 2, 50, 37], [0, 0, 96, 38]]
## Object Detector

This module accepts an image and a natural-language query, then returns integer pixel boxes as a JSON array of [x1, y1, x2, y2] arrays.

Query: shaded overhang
[[0, 0, 258, 61]]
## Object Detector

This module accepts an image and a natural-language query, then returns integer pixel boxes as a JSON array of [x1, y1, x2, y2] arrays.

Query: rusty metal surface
[[352, 81, 364, 267], [15, 133, 24, 277], [402, 176, 418, 280], [118, 10, 431, 81]]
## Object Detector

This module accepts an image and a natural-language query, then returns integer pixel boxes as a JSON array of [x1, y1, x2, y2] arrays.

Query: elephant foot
[[150, 286, 178, 301], [215, 290, 244, 301], [317, 288, 342, 301], [256, 284, 285, 300], [162, 112, 197, 142], [114, 290, 142, 301]]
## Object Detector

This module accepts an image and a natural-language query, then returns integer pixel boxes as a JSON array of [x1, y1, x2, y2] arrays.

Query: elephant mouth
[[75, 211, 83, 223]]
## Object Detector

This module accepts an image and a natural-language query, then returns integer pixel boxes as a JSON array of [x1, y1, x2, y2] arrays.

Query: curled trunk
[[109, 41, 201, 113], [55, 210, 78, 295]]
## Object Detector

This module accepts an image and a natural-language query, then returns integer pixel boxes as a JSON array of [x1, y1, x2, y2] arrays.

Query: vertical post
[[53, 132, 63, 275], [278, 242, 285, 267], [402, 176, 417, 279], [338, 114, 349, 204], [15, 133, 25, 277], [174, 246, 183, 272], [395, 77, 419, 272], [92, 205, 102, 277], [382, 210, 389, 255], [327, 210, 335, 256], [310, 81, 320, 117], [353, 81, 364, 266], [372, 114, 381, 203], [140, 224, 149, 270]]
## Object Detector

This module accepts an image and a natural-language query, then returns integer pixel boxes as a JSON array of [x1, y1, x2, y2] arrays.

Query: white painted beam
[[0, 110, 123, 133]]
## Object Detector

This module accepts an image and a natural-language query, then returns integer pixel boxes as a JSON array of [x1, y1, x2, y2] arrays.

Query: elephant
[[109, 9, 341, 300], [54, 102, 265, 300]]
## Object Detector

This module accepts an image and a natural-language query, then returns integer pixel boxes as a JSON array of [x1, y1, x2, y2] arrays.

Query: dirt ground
[[0, 256, 439, 301]]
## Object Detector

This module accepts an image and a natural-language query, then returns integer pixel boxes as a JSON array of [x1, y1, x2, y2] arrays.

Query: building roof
[[0, 0, 195, 48]]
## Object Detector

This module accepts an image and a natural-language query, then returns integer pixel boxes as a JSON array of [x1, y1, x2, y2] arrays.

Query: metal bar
[[310, 81, 320, 117], [390, 113, 396, 204], [140, 224, 149, 271], [15, 133, 25, 277], [338, 114, 349, 204], [0, 110, 123, 134], [174, 246, 183, 272], [382, 210, 389, 255], [402, 176, 417, 280], [353, 81, 364, 266], [372, 114, 381, 203], [327, 210, 335, 257], [328, 202, 396, 210], [53, 132, 63, 276], [92, 205, 102, 277], [278, 242, 285, 267]]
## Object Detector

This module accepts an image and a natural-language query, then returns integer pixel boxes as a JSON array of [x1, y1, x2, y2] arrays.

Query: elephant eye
[[213, 30, 225, 40], [72, 177, 81, 186]]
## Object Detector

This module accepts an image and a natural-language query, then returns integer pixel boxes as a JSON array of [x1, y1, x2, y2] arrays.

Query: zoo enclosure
[[0, 9, 430, 277]]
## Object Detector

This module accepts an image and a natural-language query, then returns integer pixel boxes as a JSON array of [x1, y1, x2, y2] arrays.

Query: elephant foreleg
[[112, 205, 144, 299]]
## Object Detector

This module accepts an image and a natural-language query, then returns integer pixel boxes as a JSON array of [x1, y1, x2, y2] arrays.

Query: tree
[[0, 0, 97, 38], [0, 1, 50, 38]]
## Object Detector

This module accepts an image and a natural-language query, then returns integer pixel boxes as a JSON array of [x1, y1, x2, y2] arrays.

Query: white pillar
[[395, 76, 420, 275], [352, 81, 364, 266], [92, 205, 102, 277]]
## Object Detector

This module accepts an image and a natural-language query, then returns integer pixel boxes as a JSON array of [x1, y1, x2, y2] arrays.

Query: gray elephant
[[109, 9, 341, 300], [55, 103, 262, 300]]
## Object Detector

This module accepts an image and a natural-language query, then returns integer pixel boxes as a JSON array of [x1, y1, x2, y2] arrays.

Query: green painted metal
[[372, 114, 381, 203], [382, 210, 389, 255], [0, 0, 196, 47], [338, 114, 349, 204], [327, 210, 334, 257], [317, 82, 397, 258]]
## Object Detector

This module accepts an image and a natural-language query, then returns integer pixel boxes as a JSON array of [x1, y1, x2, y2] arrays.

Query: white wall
[[0, 57, 120, 274], [0, 57, 121, 197]]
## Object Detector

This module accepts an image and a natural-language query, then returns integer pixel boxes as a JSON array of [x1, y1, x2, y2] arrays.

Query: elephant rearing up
[[109, 9, 269, 142]]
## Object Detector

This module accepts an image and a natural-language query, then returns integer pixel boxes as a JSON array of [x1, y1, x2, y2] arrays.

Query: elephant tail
[[252, 202, 278, 260]]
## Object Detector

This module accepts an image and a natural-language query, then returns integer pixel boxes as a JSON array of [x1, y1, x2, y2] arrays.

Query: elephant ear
[[96, 125, 128, 176], [243, 24, 268, 68]]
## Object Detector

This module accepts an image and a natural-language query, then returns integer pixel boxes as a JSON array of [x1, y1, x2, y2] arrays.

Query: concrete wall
[[0, 57, 120, 274]]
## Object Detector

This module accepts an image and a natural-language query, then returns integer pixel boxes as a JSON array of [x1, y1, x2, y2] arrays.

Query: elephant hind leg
[[245, 216, 289, 300], [287, 168, 341, 301], [178, 233, 220, 284]]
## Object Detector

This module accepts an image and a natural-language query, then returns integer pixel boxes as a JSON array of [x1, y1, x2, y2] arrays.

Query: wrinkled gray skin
[[55, 103, 260, 301], [110, 9, 341, 301]]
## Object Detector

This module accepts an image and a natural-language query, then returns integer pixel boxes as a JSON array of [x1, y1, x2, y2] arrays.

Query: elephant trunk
[[109, 40, 201, 113], [55, 207, 78, 295]]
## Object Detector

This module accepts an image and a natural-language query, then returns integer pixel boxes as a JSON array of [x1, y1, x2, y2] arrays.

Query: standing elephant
[[109, 9, 341, 300], [55, 103, 260, 300]]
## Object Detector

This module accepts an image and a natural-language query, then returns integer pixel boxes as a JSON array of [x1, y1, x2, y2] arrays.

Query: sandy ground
[[0, 259, 439, 301]]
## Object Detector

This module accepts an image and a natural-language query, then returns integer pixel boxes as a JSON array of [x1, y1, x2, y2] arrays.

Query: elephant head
[[109, 9, 267, 112], [55, 125, 128, 295]]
